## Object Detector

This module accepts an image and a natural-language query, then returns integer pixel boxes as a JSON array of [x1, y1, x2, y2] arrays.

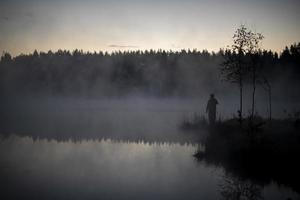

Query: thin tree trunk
[[238, 53, 243, 125], [251, 66, 256, 119], [269, 87, 272, 121], [239, 78, 243, 124], [251, 86, 256, 118]]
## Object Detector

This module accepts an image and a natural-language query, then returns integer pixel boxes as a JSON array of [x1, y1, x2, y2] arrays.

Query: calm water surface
[[0, 136, 298, 200], [0, 98, 299, 199]]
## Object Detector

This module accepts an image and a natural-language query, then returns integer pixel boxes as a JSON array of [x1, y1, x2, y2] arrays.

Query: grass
[[179, 113, 208, 130]]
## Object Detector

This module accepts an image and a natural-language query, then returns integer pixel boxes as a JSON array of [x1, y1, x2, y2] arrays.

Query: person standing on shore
[[206, 94, 219, 125]]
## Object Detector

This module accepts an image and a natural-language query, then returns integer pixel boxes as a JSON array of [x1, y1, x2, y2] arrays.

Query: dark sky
[[1, 0, 300, 55]]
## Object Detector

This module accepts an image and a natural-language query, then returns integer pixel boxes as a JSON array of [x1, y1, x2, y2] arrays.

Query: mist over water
[[0, 94, 299, 199], [0, 44, 300, 200], [1, 96, 204, 142], [1, 95, 298, 142]]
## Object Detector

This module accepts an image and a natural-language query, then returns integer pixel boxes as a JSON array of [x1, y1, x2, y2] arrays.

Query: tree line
[[0, 42, 299, 98]]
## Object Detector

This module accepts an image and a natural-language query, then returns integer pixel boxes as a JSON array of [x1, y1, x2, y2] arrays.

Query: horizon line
[[3, 45, 296, 58]]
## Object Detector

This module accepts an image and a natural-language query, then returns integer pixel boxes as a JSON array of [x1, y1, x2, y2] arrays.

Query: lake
[[0, 97, 299, 200]]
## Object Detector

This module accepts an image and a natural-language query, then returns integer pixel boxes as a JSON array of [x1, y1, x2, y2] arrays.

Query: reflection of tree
[[219, 175, 263, 200]]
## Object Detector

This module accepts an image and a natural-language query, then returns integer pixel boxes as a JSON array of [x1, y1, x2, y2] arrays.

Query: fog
[[1, 96, 202, 142], [1, 46, 300, 200], [1, 48, 300, 142], [0, 94, 298, 144]]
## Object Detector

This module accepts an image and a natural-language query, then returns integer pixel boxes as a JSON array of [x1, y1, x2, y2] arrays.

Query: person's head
[[210, 93, 214, 98]]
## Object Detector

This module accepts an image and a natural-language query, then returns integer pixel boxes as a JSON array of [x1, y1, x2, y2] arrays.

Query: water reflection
[[219, 175, 263, 200], [0, 135, 219, 200], [0, 135, 298, 200], [0, 97, 298, 199], [194, 129, 300, 199]]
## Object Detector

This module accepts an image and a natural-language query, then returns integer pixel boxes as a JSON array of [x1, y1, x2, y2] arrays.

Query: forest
[[0, 43, 299, 99]]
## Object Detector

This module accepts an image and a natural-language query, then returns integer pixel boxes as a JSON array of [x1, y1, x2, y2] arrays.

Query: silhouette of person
[[206, 94, 218, 125]]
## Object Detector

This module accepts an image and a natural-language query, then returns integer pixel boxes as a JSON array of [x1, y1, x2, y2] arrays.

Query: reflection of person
[[206, 94, 218, 125]]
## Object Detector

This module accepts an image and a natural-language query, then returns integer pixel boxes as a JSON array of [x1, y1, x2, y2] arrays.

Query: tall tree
[[221, 25, 251, 123], [247, 31, 264, 119]]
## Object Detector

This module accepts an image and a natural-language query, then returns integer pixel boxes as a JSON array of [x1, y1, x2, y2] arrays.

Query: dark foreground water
[[0, 136, 298, 200], [0, 98, 299, 200]]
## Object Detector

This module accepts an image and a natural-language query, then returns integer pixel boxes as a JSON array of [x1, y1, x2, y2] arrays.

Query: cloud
[[108, 44, 139, 48]]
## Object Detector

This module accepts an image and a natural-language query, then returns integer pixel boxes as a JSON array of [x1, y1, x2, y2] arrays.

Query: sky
[[0, 0, 300, 56]]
